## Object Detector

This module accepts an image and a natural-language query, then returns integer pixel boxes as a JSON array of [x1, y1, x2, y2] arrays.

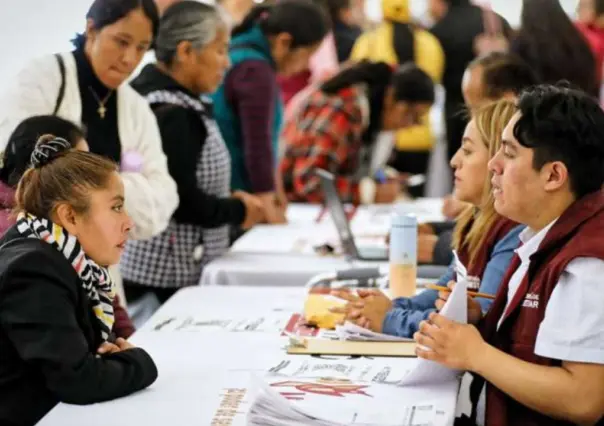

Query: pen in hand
[[426, 284, 496, 300]]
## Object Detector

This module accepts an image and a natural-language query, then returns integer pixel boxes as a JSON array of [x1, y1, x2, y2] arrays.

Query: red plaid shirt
[[279, 86, 367, 204]]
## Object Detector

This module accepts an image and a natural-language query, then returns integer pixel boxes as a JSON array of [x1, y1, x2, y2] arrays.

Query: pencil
[[426, 284, 496, 300]]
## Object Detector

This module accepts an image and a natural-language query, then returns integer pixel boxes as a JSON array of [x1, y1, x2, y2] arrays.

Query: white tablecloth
[[200, 251, 386, 287], [39, 286, 461, 426], [201, 200, 448, 287]]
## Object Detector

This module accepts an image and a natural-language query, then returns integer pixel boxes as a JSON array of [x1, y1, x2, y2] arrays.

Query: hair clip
[[31, 137, 71, 169]]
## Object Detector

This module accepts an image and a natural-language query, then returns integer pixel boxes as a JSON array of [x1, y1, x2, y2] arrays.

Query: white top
[[477, 220, 604, 425], [0, 52, 178, 240]]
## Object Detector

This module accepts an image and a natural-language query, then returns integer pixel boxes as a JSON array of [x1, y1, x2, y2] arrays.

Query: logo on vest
[[522, 293, 539, 309]]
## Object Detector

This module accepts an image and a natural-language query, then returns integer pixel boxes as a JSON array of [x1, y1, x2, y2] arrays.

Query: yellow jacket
[[350, 22, 444, 152]]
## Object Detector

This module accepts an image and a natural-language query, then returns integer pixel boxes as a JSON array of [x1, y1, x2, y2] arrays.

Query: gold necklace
[[88, 86, 114, 119]]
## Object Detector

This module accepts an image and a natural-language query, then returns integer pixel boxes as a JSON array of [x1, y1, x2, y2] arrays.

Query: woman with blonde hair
[[332, 99, 525, 336]]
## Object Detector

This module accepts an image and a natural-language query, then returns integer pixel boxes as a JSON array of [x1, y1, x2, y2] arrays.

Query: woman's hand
[[330, 289, 393, 332], [97, 338, 135, 355], [258, 192, 287, 224], [435, 281, 484, 325], [233, 191, 266, 229]]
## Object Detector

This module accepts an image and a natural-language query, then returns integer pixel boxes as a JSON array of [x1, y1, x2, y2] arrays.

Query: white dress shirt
[[477, 220, 604, 425]]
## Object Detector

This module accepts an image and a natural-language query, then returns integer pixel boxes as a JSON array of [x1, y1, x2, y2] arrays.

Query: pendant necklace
[[88, 86, 114, 119]]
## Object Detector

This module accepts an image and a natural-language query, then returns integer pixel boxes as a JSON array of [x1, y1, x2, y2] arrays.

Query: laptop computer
[[316, 169, 389, 261]]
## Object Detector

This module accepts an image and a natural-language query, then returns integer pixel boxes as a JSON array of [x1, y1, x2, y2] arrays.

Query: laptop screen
[[316, 169, 359, 257]]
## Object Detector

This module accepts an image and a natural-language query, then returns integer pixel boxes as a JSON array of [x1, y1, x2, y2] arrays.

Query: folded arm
[[0, 250, 157, 404]]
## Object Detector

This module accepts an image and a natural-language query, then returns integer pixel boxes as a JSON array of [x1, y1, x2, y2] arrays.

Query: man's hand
[[435, 281, 483, 325], [442, 195, 467, 220], [418, 223, 435, 235], [414, 312, 485, 371], [374, 180, 401, 204], [418, 234, 438, 264]]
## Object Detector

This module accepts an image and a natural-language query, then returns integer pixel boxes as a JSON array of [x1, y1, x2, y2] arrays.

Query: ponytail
[[231, 5, 269, 37], [232, 0, 329, 48], [321, 61, 434, 143], [321, 61, 393, 94]]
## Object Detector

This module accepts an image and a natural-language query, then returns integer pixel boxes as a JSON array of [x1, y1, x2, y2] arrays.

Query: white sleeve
[[0, 56, 60, 150], [535, 257, 604, 364], [121, 96, 178, 240]]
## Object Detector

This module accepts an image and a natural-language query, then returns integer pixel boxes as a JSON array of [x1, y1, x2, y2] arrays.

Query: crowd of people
[[1, 0, 604, 425]]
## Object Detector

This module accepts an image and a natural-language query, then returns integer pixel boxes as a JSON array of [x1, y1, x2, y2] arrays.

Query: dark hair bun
[[31, 135, 72, 169]]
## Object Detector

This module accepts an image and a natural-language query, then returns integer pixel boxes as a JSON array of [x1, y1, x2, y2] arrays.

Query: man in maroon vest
[[414, 84, 604, 426]]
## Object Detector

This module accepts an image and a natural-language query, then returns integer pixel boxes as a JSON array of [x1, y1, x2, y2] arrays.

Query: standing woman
[[0, 0, 178, 241], [280, 61, 435, 205], [122, 1, 265, 303], [211, 0, 330, 224], [511, 0, 598, 97]]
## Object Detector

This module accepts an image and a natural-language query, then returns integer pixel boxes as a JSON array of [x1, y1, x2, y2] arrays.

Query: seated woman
[[333, 100, 524, 337], [0, 115, 135, 339], [122, 1, 265, 303], [0, 136, 157, 426], [280, 61, 434, 205], [416, 52, 539, 267]]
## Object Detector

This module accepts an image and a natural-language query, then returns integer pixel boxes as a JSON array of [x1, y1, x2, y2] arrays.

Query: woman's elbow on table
[[49, 349, 158, 405]]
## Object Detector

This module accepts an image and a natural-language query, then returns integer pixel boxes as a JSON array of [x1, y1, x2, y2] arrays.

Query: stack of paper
[[247, 374, 442, 426], [335, 321, 413, 342]]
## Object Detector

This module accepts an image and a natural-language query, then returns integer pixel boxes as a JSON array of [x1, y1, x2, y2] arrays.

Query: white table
[[200, 251, 387, 287], [39, 286, 461, 426], [200, 199, 448, 287], [232, 199, 446, 257]]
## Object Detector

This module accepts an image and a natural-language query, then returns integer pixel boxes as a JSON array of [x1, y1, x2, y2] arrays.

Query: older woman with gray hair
[[121, 1, 265, 305]]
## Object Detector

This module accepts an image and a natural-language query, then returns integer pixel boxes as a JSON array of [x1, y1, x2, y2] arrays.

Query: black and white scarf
[[16, 212, 115, 341]]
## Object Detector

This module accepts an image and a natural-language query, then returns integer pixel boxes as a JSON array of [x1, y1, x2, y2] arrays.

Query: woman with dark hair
[[576, 0, 604, 86], [0, 0, 177, 241], [0, 136, 157, 426], [0, 115, 136, 339], [122, 1, 265, 303], [511, 0, 598, 96], [326, 0, 363, 63], [280, 61, 434, 204], [211, 0, 330, 224]]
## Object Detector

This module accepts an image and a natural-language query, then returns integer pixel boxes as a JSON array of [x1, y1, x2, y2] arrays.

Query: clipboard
[[286, 339, 417, 358]]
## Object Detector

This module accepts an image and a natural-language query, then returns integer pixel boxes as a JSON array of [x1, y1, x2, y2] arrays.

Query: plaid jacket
[[279, 85, 368, 204]]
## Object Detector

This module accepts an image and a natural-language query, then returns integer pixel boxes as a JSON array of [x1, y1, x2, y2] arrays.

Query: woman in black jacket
[[121, 1, 265, 304], [0, 136, 157, 426]]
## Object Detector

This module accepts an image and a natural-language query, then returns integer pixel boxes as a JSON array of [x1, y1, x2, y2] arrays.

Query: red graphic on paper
[[282, 313, 321, 337], [271, 380, 373, 400]]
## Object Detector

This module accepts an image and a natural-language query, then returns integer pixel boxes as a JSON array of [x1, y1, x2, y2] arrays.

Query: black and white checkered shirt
[[120, 91, 231, 288]]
